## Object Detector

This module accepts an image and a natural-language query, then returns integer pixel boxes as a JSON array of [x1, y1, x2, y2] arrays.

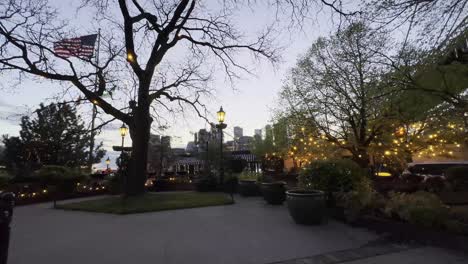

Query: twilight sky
[[0, 0, 342, 169]]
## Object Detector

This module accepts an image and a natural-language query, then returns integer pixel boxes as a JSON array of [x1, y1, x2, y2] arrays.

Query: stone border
[[267, 242, 415, 264]]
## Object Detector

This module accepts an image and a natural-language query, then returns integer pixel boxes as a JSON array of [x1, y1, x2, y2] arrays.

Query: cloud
[[101, 123, 122, 131], [0, 99, 14, 108], [0, 103, 30, 126]]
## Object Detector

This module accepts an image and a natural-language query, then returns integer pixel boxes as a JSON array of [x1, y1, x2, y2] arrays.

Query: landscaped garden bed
[[332, 183, 468, 252], [56, 192, 233, 214], [290, 159, 468, 252], [350, 214, 468, 252], [149, 177, 195, 192], [14, 189, 107, 206]]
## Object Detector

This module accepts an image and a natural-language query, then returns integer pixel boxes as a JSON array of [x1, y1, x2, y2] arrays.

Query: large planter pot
[[238, 180, 259, 196], [286, 190, 326, 225], [260, 182, 286, 205]]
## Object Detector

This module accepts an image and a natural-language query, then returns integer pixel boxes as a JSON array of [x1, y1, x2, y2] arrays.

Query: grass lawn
[[56, 192, 233, 214]]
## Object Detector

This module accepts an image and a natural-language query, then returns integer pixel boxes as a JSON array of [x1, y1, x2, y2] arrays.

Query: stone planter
[[286, 190, 326, 225], [238, 180, 259, 196], [260, 182, 286, 205]]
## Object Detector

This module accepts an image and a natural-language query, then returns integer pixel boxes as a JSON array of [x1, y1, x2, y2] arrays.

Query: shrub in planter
[[286, 190, 326, 225], [238, 170, 261, 196], [446, 166, 468, 191], [298, 159, 366, 206], [260, 181, 286, 205], [384, 191, 449, 228], [195, 173, 218, 192]]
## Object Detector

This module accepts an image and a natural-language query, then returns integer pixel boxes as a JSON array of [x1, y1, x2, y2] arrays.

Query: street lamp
[[217, 106, 225, 123], [215, 107, 227, 183], [120, 123, 128, 152], [105, 157, 110, 170]]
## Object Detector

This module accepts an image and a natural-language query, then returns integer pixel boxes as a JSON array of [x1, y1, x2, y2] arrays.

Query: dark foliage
[[35, 165, 86, 193], [2, 103, 105, 174], [298, 159, 366, 204], [195, 173, 218, 192], [446, 166, 468, 192], [228, 159, 246, 173]]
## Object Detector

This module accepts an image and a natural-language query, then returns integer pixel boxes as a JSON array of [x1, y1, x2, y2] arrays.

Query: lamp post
[[118, 123, 128, 196], [119, 123, 128, 153], [105, 157, 110, 171], [215, 107, 227, 184]]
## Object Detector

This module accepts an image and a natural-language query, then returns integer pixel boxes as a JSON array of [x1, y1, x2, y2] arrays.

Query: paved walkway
[[8, 194, 468, 264]]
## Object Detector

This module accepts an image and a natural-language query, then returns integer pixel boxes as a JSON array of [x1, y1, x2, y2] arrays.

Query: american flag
[[53, 34, 97, 58]]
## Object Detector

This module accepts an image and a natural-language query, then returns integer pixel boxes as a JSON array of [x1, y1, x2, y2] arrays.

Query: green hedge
[[35, 165, 87, 193]]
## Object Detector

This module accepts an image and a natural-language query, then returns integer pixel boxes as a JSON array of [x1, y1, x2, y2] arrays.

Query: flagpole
[[88, 29, 101, 173]]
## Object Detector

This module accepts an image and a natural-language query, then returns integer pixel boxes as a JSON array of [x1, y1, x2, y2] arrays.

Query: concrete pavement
[[8, 194, 467, 264]]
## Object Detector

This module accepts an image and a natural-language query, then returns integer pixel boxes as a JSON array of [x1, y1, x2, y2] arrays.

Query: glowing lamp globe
[[217, 106, 225, 123], [120, 123, 128, 137]]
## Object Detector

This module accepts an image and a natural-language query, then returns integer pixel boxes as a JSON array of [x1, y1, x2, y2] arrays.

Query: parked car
[[401, 161, 468, 183]]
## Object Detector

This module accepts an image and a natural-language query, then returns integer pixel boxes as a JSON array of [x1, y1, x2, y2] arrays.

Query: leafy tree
[[0, 144, 4, 165], [2, 136, 29, 169], [4, 103, 105, 169], [278, 22, 393, 167], [384, 43, 468, 149], [251, 124, 279, 159], [363, 0, 468, 50]]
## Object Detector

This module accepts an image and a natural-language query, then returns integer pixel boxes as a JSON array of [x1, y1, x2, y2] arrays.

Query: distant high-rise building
[[186, 141, 197, 153], [196, 129, 210, 151], [234, 126, 243, 138], [236, 136, 253, 151], [147, 134, 172, 176], [254, 129, 262, 139]]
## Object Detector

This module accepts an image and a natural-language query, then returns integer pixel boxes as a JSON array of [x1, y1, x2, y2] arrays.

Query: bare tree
[[0, 0, 284, 196]]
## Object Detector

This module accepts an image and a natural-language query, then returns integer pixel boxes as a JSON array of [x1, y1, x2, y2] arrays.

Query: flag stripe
[[53, 34, 97, 59]]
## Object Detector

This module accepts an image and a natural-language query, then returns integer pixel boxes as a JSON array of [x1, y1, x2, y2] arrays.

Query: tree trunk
[[126, 106, 152, 196]]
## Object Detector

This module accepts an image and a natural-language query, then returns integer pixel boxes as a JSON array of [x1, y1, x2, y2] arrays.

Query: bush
[[223, 174, 239, 193], [445, 166, 468, 191], [229, 159, 247, 173], [238, 170, 263, 181], [195, 173, 218, 192], [298, 159, 366, 204], [0, 170, 12, 189], [337, 177, 382, 221], [35, 165, 86, 193], [107, 174, 122, 194], [384, 191, 449, 228], [449, 206, 468, 225]]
